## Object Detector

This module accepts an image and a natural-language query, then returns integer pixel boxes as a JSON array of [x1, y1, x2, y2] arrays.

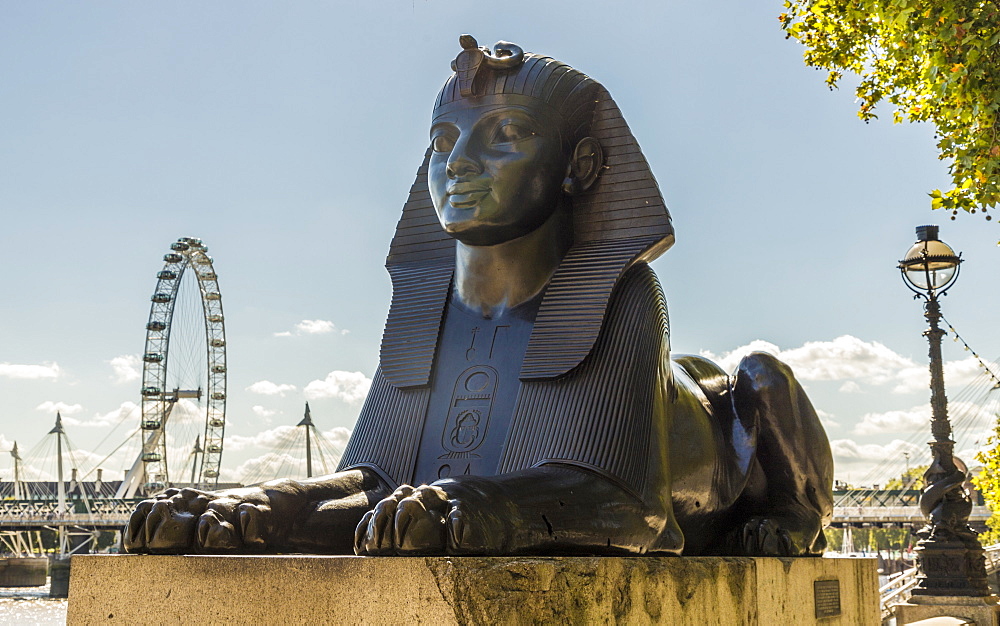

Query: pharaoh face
[[428, 96, 570, 246]]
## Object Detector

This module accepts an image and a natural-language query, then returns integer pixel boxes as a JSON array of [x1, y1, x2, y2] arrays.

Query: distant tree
[[824, 526, 915, 555], [884, 465, 928, 491], [823, 527, 843, 552], [780, 0, 1000, 222], [974, 415, 1000, 544]]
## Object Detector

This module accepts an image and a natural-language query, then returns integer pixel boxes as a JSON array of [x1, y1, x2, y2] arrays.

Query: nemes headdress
[[381, 36, 675, 388]]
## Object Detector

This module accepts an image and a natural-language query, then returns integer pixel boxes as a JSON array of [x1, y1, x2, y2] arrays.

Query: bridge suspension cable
[[238, 403, 345, 485], [943, 314, 1000, 391], [834, 317, 1000, 509]]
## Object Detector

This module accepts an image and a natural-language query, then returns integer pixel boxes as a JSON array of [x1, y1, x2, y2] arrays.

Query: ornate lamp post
[[898, 224, 988, 596]]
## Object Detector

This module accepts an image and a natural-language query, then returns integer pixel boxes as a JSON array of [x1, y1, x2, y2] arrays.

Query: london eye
[[116, 237, 227, 498]]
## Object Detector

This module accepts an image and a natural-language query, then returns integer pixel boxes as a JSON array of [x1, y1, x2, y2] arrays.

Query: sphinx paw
[[124, 488, 208, 553], [355, 484, 489, 555], [740, 517, 793, 556], [124, 488, 272, 554], [737, 514, 821, 556], [355, 485, 451, 554]]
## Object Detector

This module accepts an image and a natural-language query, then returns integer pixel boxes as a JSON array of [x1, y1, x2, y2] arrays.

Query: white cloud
[[296, 320, 335, 334], [0, 362, 61, 380], [853, 405, 929, 436], [109, 354, 142, 383], [945, 356, 990, 387], [700, 336, 986, 397], [304, 371, 372, 404], [168, 398, 206, 426], [227, 427, 351, 484], [274, 319, 349, 337], [770, 336, 912, 382], [61, 401, 139, 428], [830, 438, 932, 486], [699, 340, 781, 375], [226, 425, 299, 452], [891, 356, 984, 394], [246, 381, 297, 396], [229, 452, 304, 484], [852, 400, 994, 436], [839, 381, 861, 394], [321, 426, 351, 450], [944, 400, 997, 435], [252, 405, 277, 421], [35, 401, 84, 416], [12, 460, 58, 482], [11, 449, 131, 483], [831, 438, 923, 464], [816, 408, 839, 429], [54, 398, 199, 431], [225, 424, 351, 455], [960, 445, 989, 470]]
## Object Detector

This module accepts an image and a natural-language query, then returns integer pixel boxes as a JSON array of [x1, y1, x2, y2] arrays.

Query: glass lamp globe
[[898, 225, 962, 293]]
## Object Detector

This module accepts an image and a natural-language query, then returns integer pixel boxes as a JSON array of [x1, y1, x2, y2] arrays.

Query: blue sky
[[2, 1, 999, 488]]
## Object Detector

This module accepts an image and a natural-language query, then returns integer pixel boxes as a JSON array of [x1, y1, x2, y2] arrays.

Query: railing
[[879, 544, 1000, 622], [834, 504, 992, 525], [879, 567, 919, 622], [0, 499, 142, 527]]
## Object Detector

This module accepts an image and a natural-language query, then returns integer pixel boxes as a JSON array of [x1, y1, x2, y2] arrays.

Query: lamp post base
[[913, 534, 990, 597], [893, 593, 1000, 626]]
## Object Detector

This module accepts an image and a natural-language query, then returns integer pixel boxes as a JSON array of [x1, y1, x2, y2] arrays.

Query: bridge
[[0, 488, 987, 546], [832, 489, 991, 529], [0, 499, 138, 531], [4, 491, 984, 531]]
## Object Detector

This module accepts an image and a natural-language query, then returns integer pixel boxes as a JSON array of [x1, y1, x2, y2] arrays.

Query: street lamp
[[898, 224, 988, 596]]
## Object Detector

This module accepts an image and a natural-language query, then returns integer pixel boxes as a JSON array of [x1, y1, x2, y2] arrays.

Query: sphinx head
[[428, 36, 604, 247]]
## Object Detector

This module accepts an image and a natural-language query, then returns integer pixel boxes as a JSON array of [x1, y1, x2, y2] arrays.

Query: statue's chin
[[441, 222, 530, 247], [440, 210, 559, 248]]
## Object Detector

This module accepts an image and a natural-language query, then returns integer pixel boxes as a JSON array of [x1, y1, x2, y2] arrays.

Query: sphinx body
[[124, 37, 833, 558]]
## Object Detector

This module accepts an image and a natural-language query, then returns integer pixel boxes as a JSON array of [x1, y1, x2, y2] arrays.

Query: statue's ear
[[562, 137, 604, 196]]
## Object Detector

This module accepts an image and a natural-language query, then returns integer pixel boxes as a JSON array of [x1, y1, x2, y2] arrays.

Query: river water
[[0, 583, 67, 625]]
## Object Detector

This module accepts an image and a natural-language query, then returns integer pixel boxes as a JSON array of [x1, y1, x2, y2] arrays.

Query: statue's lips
[[447, 184, 490, 208]]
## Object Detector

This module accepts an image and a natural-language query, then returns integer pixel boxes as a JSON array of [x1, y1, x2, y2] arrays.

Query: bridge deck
[[0, 496, 989, 531], [833, 504, 991, 526]]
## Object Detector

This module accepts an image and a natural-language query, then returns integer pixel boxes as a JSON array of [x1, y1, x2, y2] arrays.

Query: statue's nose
[[446, 137, 481, 178]]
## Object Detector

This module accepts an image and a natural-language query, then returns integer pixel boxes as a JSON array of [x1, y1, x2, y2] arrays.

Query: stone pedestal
[[894, 594, 1000, 626], [67, 554, 878, 625]]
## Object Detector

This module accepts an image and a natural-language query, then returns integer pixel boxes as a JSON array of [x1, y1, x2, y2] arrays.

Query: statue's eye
[[492, 123, 534, 145], [432, 134, 456, 153]]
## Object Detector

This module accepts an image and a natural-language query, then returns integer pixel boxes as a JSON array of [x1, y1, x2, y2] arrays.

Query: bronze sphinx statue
[[124, 36, 833, 557]]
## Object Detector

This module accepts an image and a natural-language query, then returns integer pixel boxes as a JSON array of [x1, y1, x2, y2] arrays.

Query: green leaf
[[781, 0, 1000, 220]]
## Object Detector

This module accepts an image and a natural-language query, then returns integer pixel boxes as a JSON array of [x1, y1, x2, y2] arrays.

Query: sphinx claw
[[144, 501, 170, 547], [369, 498, 398, 553], [448, 508, 465, 549], [394, 503, 414, 549], [197, 510, 239, 550], [355, 510, 374, 554], [779, 529, 794, 556], [123, 501, 154, 552], [238, 503, 268, 548]]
